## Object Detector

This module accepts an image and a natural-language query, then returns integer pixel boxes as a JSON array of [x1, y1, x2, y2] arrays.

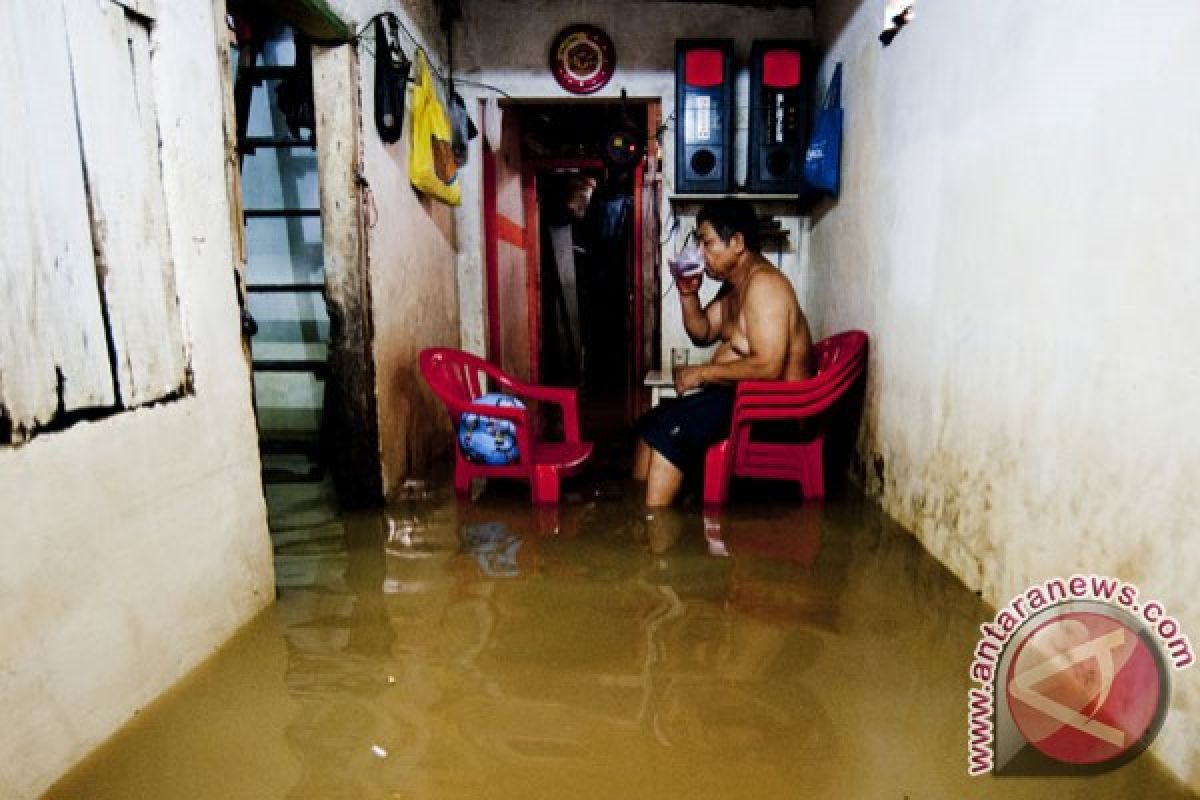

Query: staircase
[[235, 28, 329, 484]]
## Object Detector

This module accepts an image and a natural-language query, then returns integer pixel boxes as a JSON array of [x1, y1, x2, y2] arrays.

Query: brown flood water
[[50, 479, 1194, 799]]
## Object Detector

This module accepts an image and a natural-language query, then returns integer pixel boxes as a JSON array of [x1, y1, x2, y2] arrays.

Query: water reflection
[[48, 486, 1197, 800], [264, 498, 845, 796]]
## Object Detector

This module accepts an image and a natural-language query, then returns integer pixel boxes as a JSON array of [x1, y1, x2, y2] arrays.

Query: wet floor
[[49, 478, 1194, 799]]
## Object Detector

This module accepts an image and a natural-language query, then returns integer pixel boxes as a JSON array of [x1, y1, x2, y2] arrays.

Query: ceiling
[[656, 0, 813, 7]]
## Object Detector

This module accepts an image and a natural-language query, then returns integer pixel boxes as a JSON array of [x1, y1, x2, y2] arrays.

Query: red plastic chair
[[702, 330, 868, 506], [419, 347, 593, 504]]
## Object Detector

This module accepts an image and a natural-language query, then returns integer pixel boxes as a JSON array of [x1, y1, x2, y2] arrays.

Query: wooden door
[[483, 108, 533, 382]]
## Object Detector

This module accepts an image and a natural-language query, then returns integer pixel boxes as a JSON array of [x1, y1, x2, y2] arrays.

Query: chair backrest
[[419, 347, 523, 415], [420, 347, 486, 403], [730, 330, 868, 424], [812, 329, 868, 379]]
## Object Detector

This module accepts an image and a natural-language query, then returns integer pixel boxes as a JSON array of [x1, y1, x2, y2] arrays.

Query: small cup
[[668, 243, 705, 280], [670, 347, 689, 378]]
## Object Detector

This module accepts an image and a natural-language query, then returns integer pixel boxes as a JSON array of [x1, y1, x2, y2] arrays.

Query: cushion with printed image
[[458, 393, 525, 465]]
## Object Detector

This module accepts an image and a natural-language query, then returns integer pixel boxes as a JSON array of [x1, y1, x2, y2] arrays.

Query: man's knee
[[633, 438, 652, 480], [645, 449, 684, 507]]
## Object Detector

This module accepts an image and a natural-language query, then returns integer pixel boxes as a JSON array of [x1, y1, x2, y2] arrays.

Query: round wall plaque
[[549, 24, 616, 95]]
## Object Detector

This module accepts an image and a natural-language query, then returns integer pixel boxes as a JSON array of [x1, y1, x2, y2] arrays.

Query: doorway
[[485, 101, 657, 453]]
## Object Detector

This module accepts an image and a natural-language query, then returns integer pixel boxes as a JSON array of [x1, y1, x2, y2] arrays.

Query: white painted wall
[[810, 0, 1199, 787], [453, 0, 815, 367], [0, 2, 273, 796]]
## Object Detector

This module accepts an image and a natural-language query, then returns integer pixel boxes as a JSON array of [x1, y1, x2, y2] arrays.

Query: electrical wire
[[660, 212, 679, 295], [659, 214, 680, 246], [454, 77, 513, 99], [355, 12, 510, 99], [659, 111, 676, 135]]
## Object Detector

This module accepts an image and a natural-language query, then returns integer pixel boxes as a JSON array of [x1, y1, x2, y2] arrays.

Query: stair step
[[247, 282, 325, 294], [239, 65, 300, 81], [244, 208, 321, 218], [262, 464, 325, 484], [253, 359, 328, 376], [241, 135, 316, 152], [260, 434, 322, 456]]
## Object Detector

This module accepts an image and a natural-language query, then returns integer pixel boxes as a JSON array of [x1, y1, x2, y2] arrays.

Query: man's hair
[[696, 197, 761, 253]]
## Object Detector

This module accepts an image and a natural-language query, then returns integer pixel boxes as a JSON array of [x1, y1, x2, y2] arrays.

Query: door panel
[[486, 108, 532, 382]]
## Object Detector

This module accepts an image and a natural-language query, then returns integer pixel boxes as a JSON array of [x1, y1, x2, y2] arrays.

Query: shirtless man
[[633, 198, 813, 506]]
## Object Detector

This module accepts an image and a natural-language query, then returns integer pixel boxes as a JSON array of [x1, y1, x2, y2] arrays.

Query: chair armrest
[[458, 357, 582, 444], [498, 376, 567, 403], [505, 382, 583, 443], [735, 378, 822, 396]]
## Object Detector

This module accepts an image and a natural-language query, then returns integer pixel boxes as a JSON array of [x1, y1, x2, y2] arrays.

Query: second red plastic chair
[[419, 347, 593, 504], [702, 330, 868, 506]]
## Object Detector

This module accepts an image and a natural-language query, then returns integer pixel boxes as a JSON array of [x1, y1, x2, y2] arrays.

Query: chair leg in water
[[703, 440, 733, 506], [532, 465, 561, 505], [454, 463, 473, 496]]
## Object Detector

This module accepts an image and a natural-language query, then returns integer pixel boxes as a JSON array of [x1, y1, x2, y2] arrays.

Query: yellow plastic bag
[[408, 49, 461, 205]]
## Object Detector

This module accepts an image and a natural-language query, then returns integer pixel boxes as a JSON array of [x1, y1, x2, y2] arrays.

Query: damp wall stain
[[810, 0, 1200, 789], [342, 6, 460, 496], [0, 2, 273, 797]]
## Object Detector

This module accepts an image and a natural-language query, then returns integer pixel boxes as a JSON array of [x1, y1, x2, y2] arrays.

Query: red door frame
[[630, 159, 644, 421], [519, 162, 551, 385], [483, 149, 502, 364], [519, 158, 645, 393]]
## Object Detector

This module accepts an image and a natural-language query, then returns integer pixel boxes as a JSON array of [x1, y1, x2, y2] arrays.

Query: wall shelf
[[669, 193, 804, 202]]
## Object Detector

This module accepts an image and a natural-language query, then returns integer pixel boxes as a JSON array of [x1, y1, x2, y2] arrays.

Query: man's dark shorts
[[636, 386, 736, 472]]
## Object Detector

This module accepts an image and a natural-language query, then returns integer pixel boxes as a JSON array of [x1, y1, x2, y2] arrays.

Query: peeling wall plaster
[[811, 0, 1200, 788], [0, 2, 273, 797], [0, 1, 191, 445]]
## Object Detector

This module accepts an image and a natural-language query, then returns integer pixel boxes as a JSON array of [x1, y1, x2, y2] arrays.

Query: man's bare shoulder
[[745, 262, 799, 305]]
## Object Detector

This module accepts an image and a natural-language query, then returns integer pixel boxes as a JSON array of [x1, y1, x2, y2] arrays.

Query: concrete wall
[[810, 0, 1199, 787], [323, 0, 462, 494], [0, 1, 274, 796], [453, 0, 815, 367]]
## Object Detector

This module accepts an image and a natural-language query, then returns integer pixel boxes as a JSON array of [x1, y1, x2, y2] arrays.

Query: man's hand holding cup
[[676, 272, 702, 296], [673, 364, 706, 395], [669, 242, 705, 295]]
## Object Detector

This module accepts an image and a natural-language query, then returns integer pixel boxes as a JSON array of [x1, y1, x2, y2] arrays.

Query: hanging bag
[[374, 14, 411, 145], [804, 63, 844, 196], [408, 49, 461, 205]]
